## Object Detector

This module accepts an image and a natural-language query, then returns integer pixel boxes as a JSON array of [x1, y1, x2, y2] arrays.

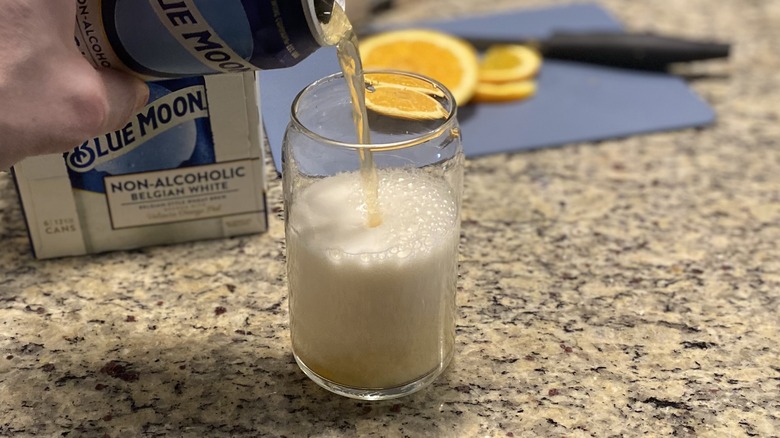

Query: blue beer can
[[74, 0, 344, 79]]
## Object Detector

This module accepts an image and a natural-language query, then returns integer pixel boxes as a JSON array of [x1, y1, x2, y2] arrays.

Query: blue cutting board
[[258, 3, 715, 172]]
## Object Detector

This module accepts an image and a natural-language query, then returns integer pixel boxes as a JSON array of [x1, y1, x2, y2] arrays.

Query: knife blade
[[466, 31, 731, 71]]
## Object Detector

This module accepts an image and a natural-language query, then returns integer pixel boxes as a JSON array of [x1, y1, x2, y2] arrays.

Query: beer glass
[[283, 70, 463, 400]]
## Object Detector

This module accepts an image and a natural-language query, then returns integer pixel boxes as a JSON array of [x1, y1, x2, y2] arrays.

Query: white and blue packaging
[[12, 72, 268, 259]]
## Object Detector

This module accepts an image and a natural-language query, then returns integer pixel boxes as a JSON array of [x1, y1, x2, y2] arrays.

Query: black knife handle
[[538, 32, 730, 70]]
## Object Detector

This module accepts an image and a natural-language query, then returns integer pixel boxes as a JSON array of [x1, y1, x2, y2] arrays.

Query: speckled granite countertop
[[1, 0, 779, 436]]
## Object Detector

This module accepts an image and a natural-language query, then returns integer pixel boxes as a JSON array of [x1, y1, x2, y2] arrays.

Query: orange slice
[[359, 29, 479, 105], [364, 72, 445, 97], [364, 85, 449, 120], [473, 80, 537, 103], [479, 45, 542, 83]]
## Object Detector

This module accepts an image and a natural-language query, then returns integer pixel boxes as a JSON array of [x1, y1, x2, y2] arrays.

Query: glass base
[[294, 352, 452, 401]]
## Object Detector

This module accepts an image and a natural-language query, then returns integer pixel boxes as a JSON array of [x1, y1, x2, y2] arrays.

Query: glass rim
[[289, 69, 459, 151]]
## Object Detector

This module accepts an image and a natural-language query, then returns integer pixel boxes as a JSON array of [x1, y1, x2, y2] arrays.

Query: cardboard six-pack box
[[12, 72, 268, 259]]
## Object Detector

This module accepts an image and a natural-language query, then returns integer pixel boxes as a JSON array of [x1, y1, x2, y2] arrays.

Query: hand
[[0, 0, 149, 169]]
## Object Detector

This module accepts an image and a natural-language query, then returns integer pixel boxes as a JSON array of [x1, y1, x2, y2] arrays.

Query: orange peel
[[473, 80, 537, 103]]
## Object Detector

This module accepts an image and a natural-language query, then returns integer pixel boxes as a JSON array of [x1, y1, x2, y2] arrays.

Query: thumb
[[94, 68, 150, 133]]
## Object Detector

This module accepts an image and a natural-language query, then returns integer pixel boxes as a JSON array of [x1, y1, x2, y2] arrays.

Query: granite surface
[[1, 0, 779, 436]]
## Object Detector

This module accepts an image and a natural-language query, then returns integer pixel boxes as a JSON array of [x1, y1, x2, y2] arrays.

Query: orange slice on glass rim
[[359, 29, 479, 105], [364, 84, 449, 120], [364, 72, 446, 97]]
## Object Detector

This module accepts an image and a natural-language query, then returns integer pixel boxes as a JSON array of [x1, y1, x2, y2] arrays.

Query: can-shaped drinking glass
[[283, 70, 464, 400]]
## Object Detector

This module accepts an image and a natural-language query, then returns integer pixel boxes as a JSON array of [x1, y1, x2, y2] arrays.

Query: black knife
[[466, 31, 731, 71]]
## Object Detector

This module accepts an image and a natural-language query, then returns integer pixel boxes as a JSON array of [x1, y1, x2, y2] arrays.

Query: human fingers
[[90, 68, 150, 135]]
